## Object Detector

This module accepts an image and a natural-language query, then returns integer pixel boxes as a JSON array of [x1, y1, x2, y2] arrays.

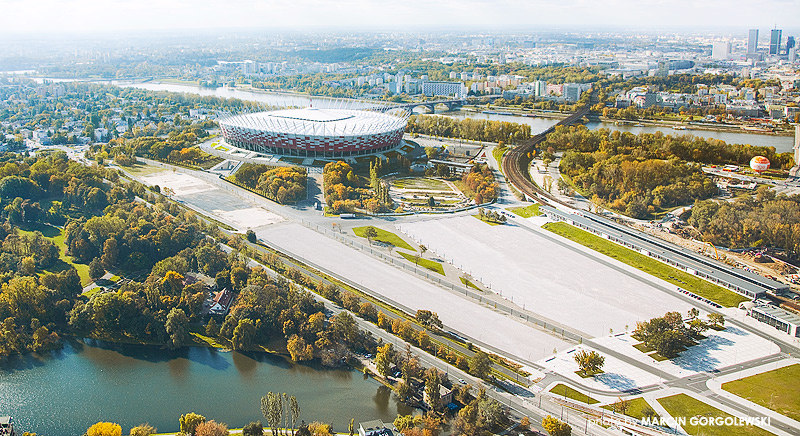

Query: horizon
[[2, 0, 799, 36]]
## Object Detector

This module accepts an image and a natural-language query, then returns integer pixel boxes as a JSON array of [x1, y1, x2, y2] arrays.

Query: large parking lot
[[397, 215, 698, 338], [256, 222, 570, 362]]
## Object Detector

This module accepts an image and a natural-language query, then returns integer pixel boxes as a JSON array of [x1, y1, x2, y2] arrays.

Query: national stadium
[[218, 106, 409, 158]]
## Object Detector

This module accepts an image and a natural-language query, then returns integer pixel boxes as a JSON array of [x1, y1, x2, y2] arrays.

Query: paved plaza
[[256, 222, 571, 362], [591, 326, 780, 378], [141, 170, 285, 229], [396, 215, 697, 338]]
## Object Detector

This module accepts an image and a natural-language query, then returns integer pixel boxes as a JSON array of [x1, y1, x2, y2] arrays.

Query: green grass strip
[[398, 251, 445, 276], [352, 226, 415, 251], [542, 222, 749, 307], [549, 383, 599, 404], [658, 394, 775, 436], [601, 397, 658, 420], [508, 204, 541, 218], [722, 364, 800, 422]]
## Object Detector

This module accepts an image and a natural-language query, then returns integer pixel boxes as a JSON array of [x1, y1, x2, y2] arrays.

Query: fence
[[296, 217, 588, 354]]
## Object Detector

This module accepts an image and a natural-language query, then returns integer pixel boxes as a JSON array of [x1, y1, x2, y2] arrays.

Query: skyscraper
[[786, 36, 796, 54], [748, 29, 759, 54], [712, 41, 731, 60], [770, 29, 782, 55]]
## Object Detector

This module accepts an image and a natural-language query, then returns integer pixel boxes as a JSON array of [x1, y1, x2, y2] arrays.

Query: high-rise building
[[786, 36, 796, 54], [712, 42, 732, 60], [748, 29, 759, 54], [770, 29, 782, 55]]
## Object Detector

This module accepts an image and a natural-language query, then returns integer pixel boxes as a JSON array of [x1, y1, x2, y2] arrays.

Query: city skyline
[[2, 0, 799, 35]]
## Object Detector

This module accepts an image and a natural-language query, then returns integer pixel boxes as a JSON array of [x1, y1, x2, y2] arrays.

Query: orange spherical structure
[[749, 156, 770, 173]]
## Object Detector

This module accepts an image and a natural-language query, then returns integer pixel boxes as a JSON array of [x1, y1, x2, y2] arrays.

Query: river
[[117, 82, 796, 154], [0, 339, 411, 436]]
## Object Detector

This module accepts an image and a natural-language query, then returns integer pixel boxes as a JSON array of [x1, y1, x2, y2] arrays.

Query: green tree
[[364, 226, 378, 244], [468, 350, 491, 380], [246, 230, 257, 243], [242, 422, 263, 436], [89, 257, 105, 281], [707, 313, 725, 329], [542, 415, 571, 436], [179, 413, 206, 436], [261, 392, 283, 436], [232, 318, 256, 350], [205, 318, 220, 337], [165, 308, 189, 350]]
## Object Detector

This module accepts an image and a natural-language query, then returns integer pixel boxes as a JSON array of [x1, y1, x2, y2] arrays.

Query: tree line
[[406, 115, 532, 145]]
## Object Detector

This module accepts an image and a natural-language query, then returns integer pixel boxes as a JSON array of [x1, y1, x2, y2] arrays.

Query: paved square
[[256, 222, 570, 362], [540, 345, 662, 392], [141, 171, 217, 196], [397, 215, 697, 338]]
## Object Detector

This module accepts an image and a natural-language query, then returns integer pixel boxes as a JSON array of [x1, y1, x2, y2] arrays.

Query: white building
[[712, 41, 732, 60], [421, 81, 467, 99]]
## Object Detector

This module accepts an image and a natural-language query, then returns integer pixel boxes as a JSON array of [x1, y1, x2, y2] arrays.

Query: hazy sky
[[3, 0, 799, 34]]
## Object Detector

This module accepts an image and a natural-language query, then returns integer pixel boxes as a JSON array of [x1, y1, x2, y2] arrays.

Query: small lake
[[0, 339, 411, 436]]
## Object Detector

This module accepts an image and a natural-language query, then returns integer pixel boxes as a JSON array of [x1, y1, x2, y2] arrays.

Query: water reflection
[[1, 340, 413, 436]]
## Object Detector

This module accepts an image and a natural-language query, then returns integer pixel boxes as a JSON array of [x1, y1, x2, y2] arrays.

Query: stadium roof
[[220, 108, 407, 137]]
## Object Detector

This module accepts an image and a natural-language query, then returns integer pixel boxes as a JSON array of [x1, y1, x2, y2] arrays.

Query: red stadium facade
[[219, 107, 407, 158]]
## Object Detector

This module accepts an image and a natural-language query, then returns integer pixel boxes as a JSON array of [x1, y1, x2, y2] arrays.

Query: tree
[[101, 238, 119, 270], [86, 422, 122, 436], [375, 343, 394, 377], [261, 392, 283, 436], [232, 318, 256, 350], [363, 226, 378, 244], [687, 318, 709, 338], [707, 313, 725, 329], [129, 424, 157, 436], [613, 397, 630, 415], [415, 310, 442, 330], [242, 422, 263, 436], [205, 318, 220, 337], [520, 417, 530, 429], [89, 257, 105, 281], [165, 308, 189, 350], [246, 229, 257, 243], [180, 413, 206, 436], [195, 420, 229, 436], [468, 350, 491, 380], [541, 415, 571, 436], [287, 334, 314, 362], [573, 349, 604, 376], [424, 367, 442, 410], [289, 395, 300, 436]]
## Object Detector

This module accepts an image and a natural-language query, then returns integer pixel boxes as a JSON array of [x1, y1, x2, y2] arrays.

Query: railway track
[[502, 107, 590, 206]]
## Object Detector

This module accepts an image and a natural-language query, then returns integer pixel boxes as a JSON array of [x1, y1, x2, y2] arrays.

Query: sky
[[2, 0, 799, 34]]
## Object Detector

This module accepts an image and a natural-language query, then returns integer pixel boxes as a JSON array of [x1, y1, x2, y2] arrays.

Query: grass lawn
[[542, 222, 749, 307], [18, 223, 92, 286], [122, 162, 167, 176], [658, 394, 775, 436], [472, 215, 503, 226], [190, 331, 229, 349], [460, 277, 482, 291], [82, 287, 105, 298], [633, 342, 655, 353], [575, 369, 605, 378], [722, 364, 800, 422], [601, 397, 658, 420], [352, 226, 415, 251], [492, 146, 508, 173], [549, 383, 599, 404], [391, 177, 451, 191], [508, 204, 541, 218], [398, 251, 446, 276]]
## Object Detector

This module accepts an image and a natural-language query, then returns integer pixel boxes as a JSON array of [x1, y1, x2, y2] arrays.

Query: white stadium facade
[[218, 107, 408, 158]]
